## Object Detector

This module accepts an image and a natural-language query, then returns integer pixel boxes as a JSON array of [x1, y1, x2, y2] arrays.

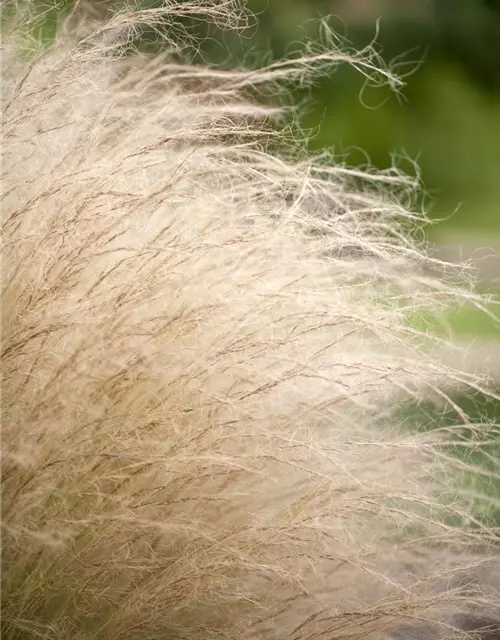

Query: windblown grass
[[2, 2, 499, 638]]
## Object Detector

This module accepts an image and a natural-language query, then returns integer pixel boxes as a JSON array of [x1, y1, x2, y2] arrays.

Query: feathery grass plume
[[2, 1, 500, 638]]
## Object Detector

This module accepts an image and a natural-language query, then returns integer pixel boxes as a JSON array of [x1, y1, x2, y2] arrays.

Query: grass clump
[[2, 2, 499, 638]]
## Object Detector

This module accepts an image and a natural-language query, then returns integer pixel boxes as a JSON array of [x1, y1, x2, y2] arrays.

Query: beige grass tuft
[[2, 2, 499, 638]]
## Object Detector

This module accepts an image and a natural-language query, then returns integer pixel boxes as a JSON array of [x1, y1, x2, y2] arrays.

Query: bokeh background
[[8, 0, 500, 523], [220, 1, 500, 252]]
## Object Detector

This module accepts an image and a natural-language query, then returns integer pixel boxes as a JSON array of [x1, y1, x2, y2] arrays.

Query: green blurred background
[[234, 1, 500, 242]]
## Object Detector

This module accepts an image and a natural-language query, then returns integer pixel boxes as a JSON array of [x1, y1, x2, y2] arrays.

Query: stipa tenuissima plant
[[2, 2, 500, 639]]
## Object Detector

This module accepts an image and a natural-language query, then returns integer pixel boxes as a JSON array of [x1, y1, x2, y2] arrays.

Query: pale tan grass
[[1, 2, 499, 639]]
